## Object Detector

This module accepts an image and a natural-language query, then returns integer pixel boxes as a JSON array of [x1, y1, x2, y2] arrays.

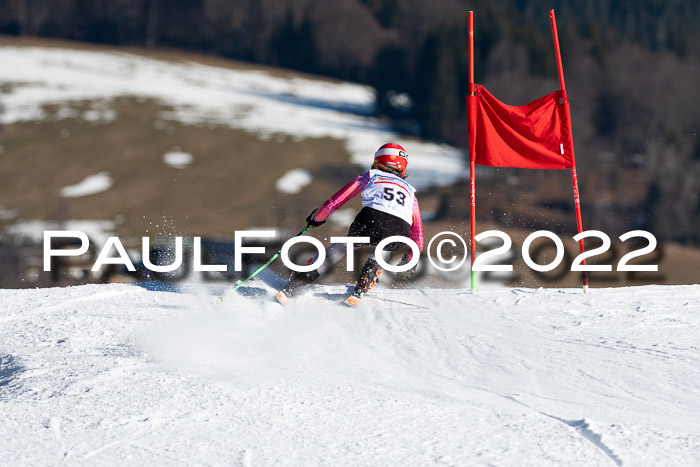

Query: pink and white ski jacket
[[312, 171, 424, 258]]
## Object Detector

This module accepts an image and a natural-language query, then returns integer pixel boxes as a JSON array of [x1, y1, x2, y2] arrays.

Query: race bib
[[361, 169, 416, 225]]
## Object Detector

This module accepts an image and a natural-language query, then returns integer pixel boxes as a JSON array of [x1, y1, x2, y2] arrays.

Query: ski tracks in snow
[[1, 283, 699, 464], [353, 286, 700, 465]]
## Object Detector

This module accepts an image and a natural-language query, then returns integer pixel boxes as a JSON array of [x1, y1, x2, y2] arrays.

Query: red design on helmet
[[374, 143, 408, 177]]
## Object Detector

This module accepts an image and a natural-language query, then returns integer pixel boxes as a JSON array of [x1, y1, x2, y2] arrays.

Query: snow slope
[[1, 281, 699, 465]]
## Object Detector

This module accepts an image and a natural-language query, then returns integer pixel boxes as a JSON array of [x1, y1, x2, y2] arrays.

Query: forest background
[[1, 0, 699, 246]]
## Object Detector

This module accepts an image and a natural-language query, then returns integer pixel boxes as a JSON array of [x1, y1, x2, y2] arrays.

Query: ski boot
[[343, 258, 382, 308], [275, 269, 320, 306]]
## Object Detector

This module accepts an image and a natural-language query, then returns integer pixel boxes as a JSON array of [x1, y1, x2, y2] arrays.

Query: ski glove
[[306, 208, 326, 227], [395, 254, 417, 281]]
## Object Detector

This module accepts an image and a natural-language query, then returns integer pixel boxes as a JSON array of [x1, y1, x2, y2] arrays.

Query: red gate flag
[[467, 84, 574, 169], [467, 9, 588, 292]]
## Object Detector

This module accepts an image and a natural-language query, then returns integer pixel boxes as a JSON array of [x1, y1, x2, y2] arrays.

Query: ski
[[274, 290, 290, 306], [343, 295, 361, 307]]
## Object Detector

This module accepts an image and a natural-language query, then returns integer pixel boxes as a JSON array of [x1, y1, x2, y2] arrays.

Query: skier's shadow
[[133, 280, 182, 293], [235, 286, 269, 298], [314, 286, 354, 302]]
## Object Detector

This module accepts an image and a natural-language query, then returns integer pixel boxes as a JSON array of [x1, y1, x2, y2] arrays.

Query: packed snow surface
[[1, 281, 699, 465], [0, 46, 466, 190], [59, 171, 113, 198]]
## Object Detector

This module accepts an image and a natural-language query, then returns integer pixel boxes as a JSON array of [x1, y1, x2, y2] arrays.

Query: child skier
[[275, 143, 424, 307]]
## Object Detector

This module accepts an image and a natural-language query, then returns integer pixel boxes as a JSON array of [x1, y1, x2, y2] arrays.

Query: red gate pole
[[550, 9, 589, 293], [468, 11, 477, 293]]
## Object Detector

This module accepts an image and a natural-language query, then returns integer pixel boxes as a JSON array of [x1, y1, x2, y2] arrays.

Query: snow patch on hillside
[[163, 149, 194, 169], [275, 168, 313, 194], [7, 219, 116, 245], [0, 205, 18, 220], [0, 46, 466, 190], [59, 171, 113, 197]]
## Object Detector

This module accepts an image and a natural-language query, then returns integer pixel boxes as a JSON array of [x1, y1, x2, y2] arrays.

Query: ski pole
[[408, 277, 439, 307], [232, 225, 313, 291]]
